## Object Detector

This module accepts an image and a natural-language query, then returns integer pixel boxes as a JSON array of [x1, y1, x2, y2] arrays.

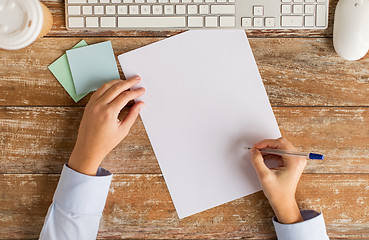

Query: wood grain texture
[[42, 0, 337, 37], [0, 38, 368, 106], [1, 107, 368, 174], [0, 174, 367, 239]]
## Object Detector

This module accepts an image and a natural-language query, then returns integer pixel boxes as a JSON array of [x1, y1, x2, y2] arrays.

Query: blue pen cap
[[309, 153, 324, 160]]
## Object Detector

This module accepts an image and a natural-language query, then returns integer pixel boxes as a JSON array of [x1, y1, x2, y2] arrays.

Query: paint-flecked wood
[[42, 0, 337, 37], [0, 107, 368, 174], [0, 174, 367, 239], [0, 38, 368, 106]]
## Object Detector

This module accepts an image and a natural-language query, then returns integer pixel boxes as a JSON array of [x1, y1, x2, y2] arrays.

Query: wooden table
[[0, 0, 368, 239]]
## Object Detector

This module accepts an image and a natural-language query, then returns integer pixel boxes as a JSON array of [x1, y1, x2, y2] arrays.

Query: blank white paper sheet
[[118, 30, 281, 219]]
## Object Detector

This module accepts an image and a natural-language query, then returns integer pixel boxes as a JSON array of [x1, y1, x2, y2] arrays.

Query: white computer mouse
[[333, 0, 369, 60]]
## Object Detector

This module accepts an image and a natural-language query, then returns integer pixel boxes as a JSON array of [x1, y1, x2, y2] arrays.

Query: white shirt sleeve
[[39, 164, 112, 240], [273, 210, 330, 240]]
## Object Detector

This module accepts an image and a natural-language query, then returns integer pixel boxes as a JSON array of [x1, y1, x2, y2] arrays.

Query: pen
[[244, 147, 324, 160]]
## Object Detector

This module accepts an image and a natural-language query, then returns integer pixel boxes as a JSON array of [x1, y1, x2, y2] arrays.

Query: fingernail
[[135, 75, 141, 80]]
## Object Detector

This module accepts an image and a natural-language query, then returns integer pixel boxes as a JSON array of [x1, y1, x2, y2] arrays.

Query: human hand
[[68, 76, 145, 176], [250, 137, 307, 224]]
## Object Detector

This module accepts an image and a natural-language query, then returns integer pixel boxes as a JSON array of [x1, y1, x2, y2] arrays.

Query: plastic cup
[[0, 0, 53, 50]]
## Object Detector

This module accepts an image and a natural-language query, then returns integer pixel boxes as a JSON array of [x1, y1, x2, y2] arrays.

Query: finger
[[250, 147, 270, 179], [91, 79, 123, 101], [119, 101, 145, 132], [109, 87, 145, 112], [98, 76, 141, 104], [254, 137, 296, 151]]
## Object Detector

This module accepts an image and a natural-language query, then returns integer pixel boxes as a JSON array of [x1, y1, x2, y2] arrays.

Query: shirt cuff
[[273, 210, 329, 240], [53, 164, 113, 215]]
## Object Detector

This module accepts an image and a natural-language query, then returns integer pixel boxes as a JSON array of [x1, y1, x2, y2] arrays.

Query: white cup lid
[[0, 0, 43, 50]]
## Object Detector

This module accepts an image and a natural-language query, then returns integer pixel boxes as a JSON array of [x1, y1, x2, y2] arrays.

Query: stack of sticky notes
[[49, 40, 120, 102]]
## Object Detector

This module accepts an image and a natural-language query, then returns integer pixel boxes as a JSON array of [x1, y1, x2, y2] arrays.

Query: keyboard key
[[281, 5, 292, 14], [153, 5, 163, 14], [281, 15, 303, 27], [164, 5, 174, 14], [68, 6, 81, 15], [94, 6, 104, 14], [304, 15, 314, 27], [176, 5, 186, 14], [118, 5, 128, 14], [205, 16, 217, 27], [241, 17, 252, 27], [188, 5, 198, 15], [69, 17, 84, 28], [141, 5, 151, 14], [83, 6, 93, 15], [188, 16, 203, 27], [265, 17, 275, 27], [304, 5, 315, 14], [253, 17, 263, 27], [211, 5, 235, 15], [199, 5, 209, 14], [86, 17, 99, 27], [68, 0, 86, 3], [106, 6, 116, 14], [101, 17, 116, 27], [118, 17, 186, 27], [219, 16, 235, 27], [293, 5, 303, 14], [253, 6, 264, 16], [129, 5, 139, 14], [316, 5, 326, 27]]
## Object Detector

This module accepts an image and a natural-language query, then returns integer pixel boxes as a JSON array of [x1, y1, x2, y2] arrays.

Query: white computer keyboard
[[66, 0, 329, 30]]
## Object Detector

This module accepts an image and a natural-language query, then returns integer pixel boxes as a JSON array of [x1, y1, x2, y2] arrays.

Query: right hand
[[250, 137, 307, 224]]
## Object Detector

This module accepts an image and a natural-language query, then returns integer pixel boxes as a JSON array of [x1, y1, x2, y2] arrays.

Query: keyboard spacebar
[[118, 17, 186, 28]]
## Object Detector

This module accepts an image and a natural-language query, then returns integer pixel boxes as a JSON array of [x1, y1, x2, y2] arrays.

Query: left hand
[[68, 76, 145, 176]]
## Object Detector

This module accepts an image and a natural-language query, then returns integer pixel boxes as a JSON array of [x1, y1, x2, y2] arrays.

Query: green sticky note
[[48, 40, 88, 102], [66, 41, 120, 95]]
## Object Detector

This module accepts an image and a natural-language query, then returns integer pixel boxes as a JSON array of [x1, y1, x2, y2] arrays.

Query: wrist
[[270, 198, 303, 224], [68, 148, 104, 176]]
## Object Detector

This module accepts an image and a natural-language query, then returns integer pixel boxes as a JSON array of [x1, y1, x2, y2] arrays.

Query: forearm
[[39, 165, 112, 240]]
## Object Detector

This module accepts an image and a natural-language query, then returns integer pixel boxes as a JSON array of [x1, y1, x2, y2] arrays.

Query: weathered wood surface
[[1, 38, 368, 107], [0, 174, 367, 239], [1, 106, 368, 174], [1, 1, 368, 238], [43, 0, 337, 37]]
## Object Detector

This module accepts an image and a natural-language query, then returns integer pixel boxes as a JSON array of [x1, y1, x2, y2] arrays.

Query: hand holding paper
[[68, 77, 145, 176]]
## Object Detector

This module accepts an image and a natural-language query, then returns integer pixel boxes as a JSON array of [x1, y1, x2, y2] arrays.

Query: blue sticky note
[[48, 40, 88, 102], [66, 41, 120, 95]]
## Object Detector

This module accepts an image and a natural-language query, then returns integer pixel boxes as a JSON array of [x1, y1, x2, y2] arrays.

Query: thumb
[[250, 147, 270, 179]]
